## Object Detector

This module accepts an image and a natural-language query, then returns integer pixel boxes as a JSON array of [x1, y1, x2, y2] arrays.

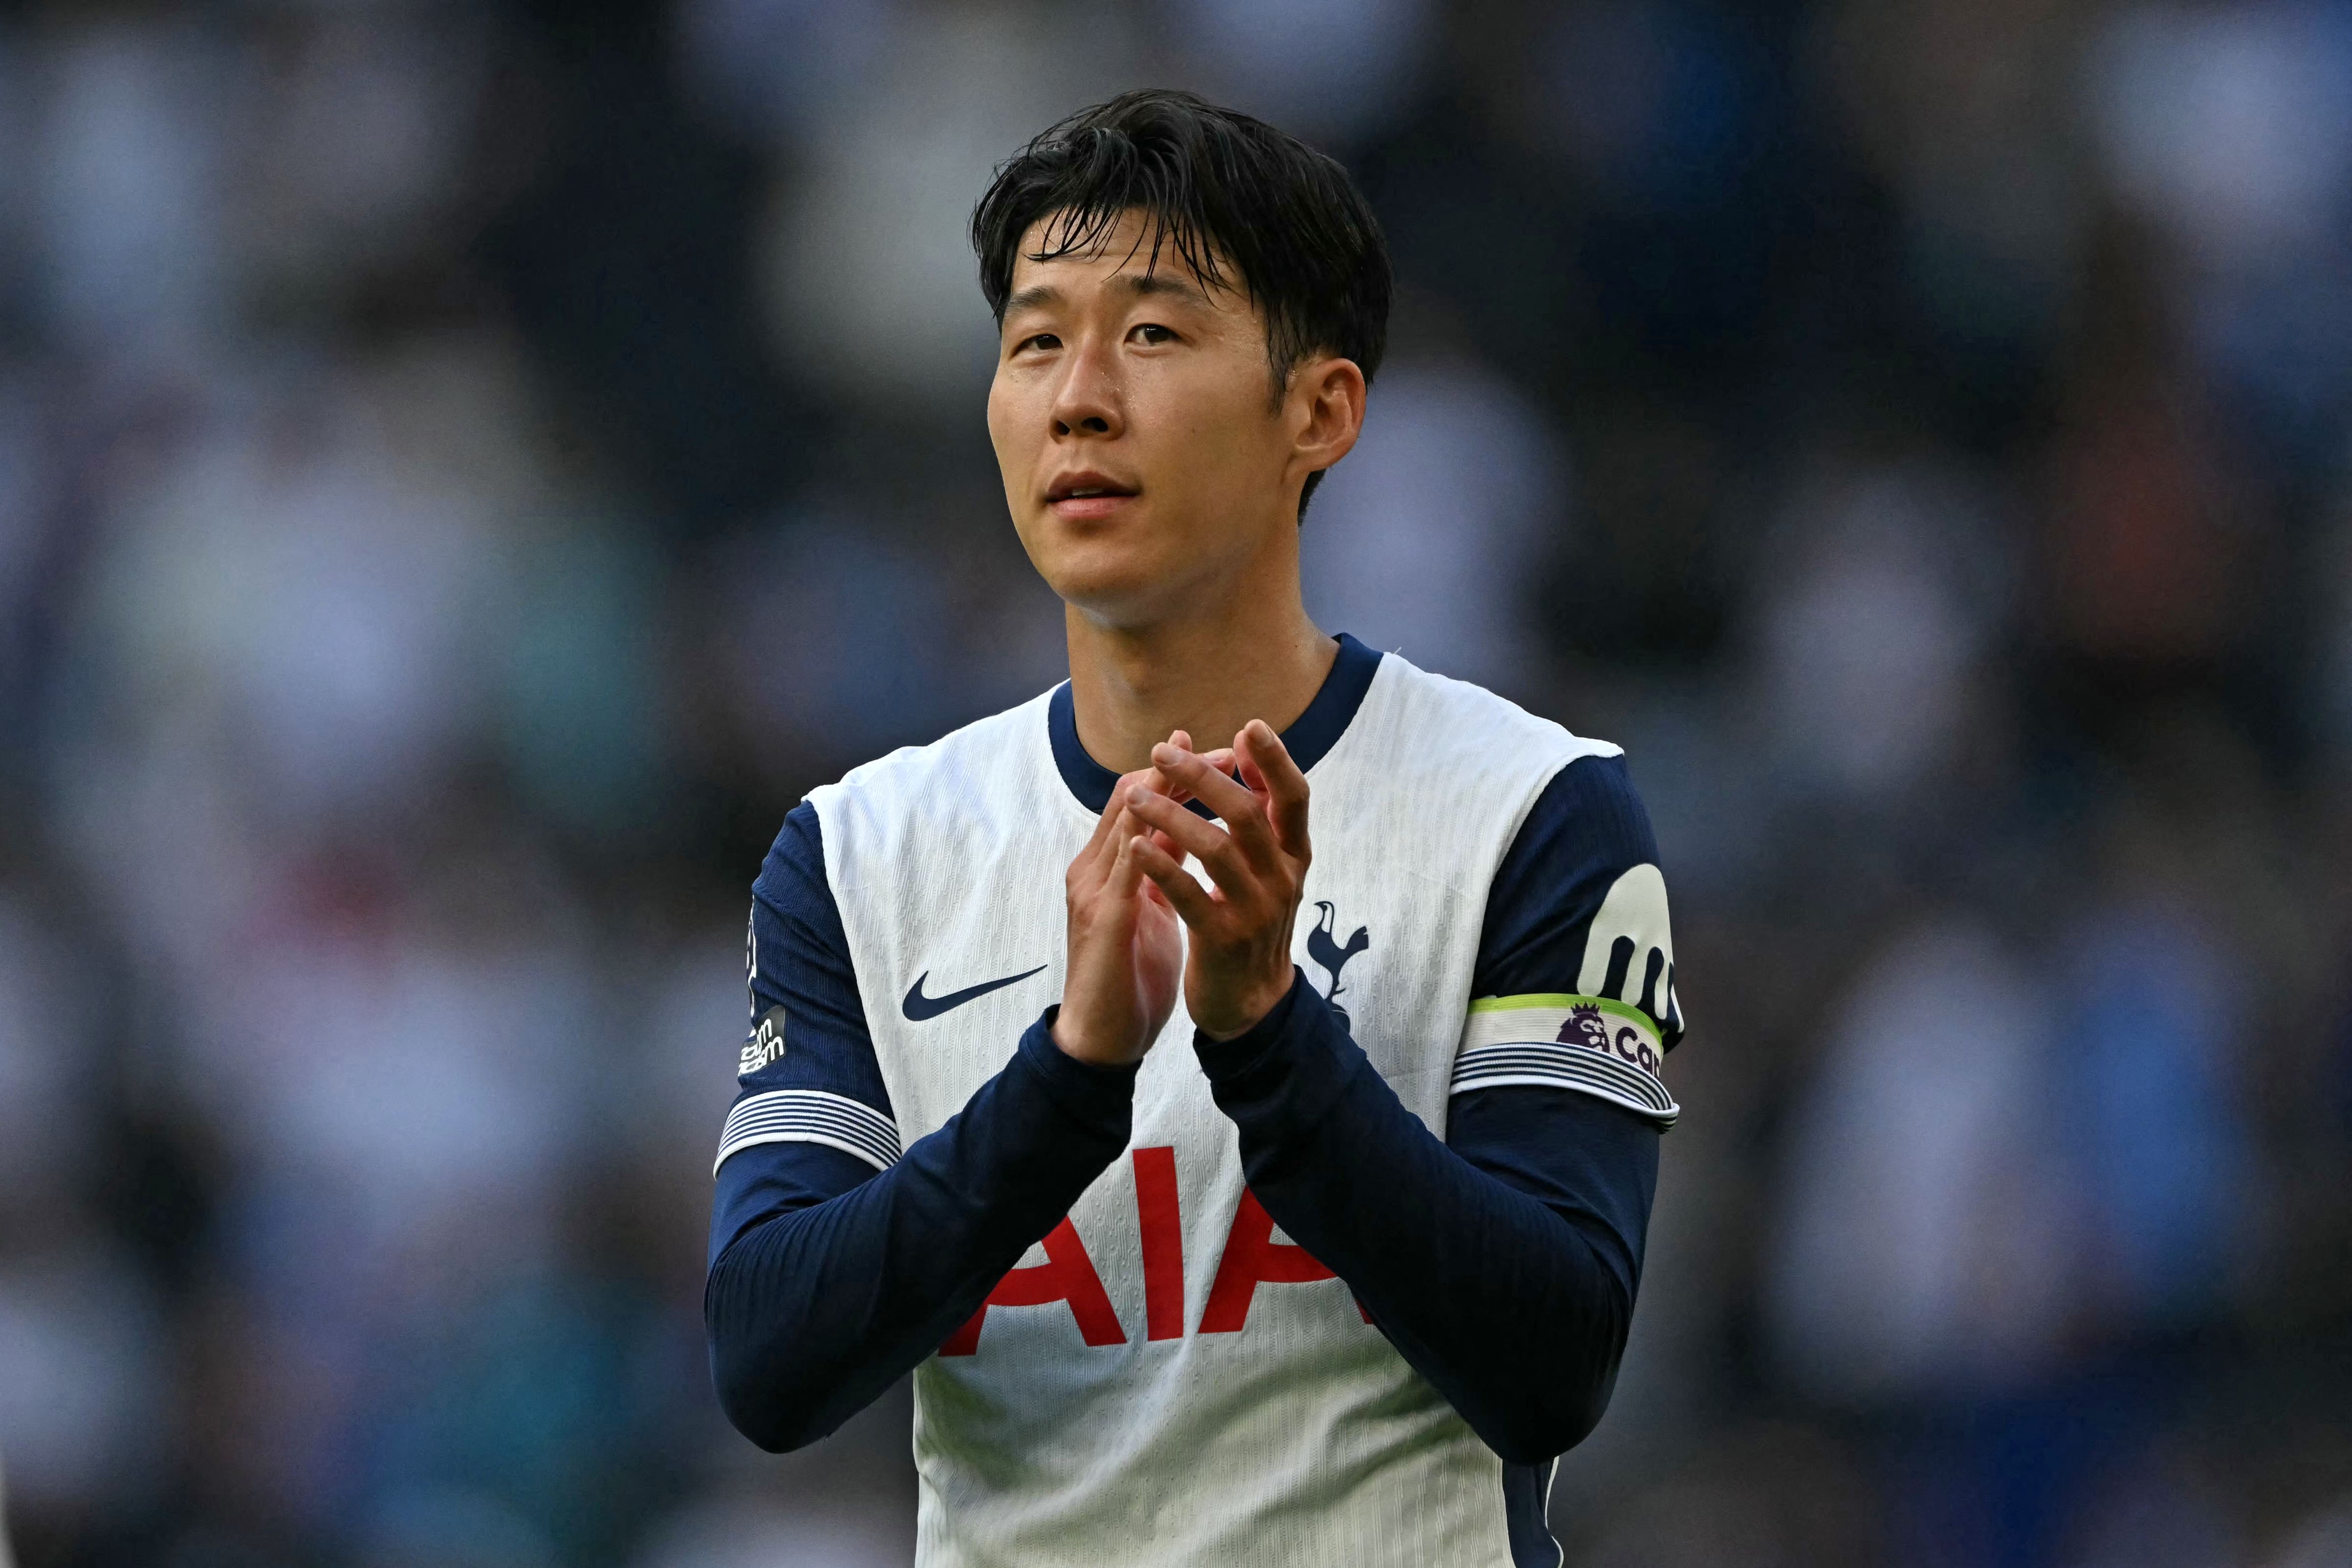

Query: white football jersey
[[781, 644, 1677, 1566]]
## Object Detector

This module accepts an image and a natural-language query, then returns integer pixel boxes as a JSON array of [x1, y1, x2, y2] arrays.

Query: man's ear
[[1288, 355, 1367, 484]]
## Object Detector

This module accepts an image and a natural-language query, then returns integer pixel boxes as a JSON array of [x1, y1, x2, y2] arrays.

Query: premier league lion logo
[[1558, 1001, 1660, 1074], [1558, 1002, 1612, 1053]]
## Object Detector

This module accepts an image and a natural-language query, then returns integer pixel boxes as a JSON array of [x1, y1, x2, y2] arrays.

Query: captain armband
[[1448, 995, 1679, 1129]]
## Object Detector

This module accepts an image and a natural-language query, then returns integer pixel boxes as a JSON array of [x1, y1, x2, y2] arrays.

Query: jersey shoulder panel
[[1339, 649, 1623, 808], [811, 688, 1061, 833]]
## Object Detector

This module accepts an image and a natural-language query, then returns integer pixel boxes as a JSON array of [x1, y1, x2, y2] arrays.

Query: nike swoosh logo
[[902, 965, 1047, 1022]]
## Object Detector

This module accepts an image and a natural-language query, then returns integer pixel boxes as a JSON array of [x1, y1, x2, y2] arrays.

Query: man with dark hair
[[706, 89, 1683, 1565]]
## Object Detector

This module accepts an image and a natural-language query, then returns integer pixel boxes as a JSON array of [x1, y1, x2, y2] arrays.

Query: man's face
[[986, 210, 1304, 626]]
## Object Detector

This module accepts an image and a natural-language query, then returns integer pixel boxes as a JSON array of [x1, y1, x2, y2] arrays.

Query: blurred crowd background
[[2, 0, 2351, 1565]]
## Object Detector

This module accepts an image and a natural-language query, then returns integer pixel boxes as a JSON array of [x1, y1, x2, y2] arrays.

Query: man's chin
[[1032, 538, 1182, 623], [1050, 569, 1188, 632]]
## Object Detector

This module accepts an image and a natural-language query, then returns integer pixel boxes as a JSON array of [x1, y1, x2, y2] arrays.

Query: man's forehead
[[1008, 209, 1239, 306]]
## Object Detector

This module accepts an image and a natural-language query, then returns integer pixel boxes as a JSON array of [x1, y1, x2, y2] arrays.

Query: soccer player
[[705, 89, 1684, 1566]]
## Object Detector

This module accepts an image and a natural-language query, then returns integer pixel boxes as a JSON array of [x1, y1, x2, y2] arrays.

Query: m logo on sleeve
[[740, 1005, 788, 1077], [1576, 863, 1682, 1047]]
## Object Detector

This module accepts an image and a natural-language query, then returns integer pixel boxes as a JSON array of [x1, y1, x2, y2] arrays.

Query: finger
[[1154, 731, 1192, 792], [1072, 777, 1148, 898], [1231, 745, 1286, 860], [1129, 797, 1271, 916], [1126, 787, 1248, 876], [1116, 803, 1180, 868], [1131, 836, 1220, 928], [1148, 763, 1196, 808], [1149, 730, 1208, 806], [1114, 772, 1172, 843], [1082, 771, 1142, 860], [1238, 720, 1310, 859], [1234, 742, 1269, 799], [1126, 809, 1191, 875], [1128, 767, 1192, 825], [1151, 745, 1238, 810], [1106, 822, 1149, 908], [1070, 806, 1119, 897], [1150, 741, 1277, 860]]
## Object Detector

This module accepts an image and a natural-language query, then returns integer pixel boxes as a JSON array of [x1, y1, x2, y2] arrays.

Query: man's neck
[[1065, 585, 1337, 776]]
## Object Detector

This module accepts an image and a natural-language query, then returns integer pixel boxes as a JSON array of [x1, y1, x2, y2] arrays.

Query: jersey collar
[[1048, 633, 1384, 815]]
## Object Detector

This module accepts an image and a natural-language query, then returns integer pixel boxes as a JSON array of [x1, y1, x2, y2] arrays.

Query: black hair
[[971, 88, 1392, 516]]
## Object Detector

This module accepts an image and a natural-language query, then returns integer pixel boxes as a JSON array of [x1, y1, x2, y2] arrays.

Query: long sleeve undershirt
[[1193, 970, 1656, 1462], [706, 1014, 1137, 1452], [708, 753, 1669, 1462], [707, 1001, 1656, 1461]]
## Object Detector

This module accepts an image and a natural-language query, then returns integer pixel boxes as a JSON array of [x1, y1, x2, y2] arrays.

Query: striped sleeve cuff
[[713, 1089, 904, 1176], [1449, 994, 1680, 1129]]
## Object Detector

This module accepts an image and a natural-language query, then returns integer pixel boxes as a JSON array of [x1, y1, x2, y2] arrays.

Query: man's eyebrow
[[1001, 273, 1215, 317], [1122, 273, 1213, 309], [1002, 283, 1064, 315]]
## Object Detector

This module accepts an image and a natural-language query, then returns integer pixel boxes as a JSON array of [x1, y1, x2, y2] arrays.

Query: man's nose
[[1050, 340, 1123, 438]]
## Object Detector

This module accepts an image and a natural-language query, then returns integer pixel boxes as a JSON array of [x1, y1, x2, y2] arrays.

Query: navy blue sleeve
[[709, 802, 899, 1272], [1451, 748, 1681, 1304], [1195, 753, 1671, 1467], [704, 804, 1138, 1452], [1473, 750, 1684, 1049]]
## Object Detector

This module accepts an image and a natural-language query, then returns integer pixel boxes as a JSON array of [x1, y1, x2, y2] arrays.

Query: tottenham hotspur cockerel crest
[[1307, 900, 1370, 1027]]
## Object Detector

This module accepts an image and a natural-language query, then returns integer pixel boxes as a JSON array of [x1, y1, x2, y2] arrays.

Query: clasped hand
[[1052, 720, 1312, 1066]]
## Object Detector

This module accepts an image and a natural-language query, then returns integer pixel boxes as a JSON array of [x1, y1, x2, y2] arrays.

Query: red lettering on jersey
[[1132, 1146, 1186, 1342], [939, 1217, 1126, 1355], [1200, 1188, 1344, 1334]]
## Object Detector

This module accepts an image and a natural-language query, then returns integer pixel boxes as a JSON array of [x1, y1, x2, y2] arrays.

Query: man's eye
[[1021, 332, 1060, 352], [1131, 323, 1176, 345]]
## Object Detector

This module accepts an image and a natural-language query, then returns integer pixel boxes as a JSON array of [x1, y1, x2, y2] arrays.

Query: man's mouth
[[1046, 473, 1139, 505]]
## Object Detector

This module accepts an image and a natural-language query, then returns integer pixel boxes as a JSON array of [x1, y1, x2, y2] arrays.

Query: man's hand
[[1126, 720, 1312, 1040], [1052, 768, 1186, 1067]]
